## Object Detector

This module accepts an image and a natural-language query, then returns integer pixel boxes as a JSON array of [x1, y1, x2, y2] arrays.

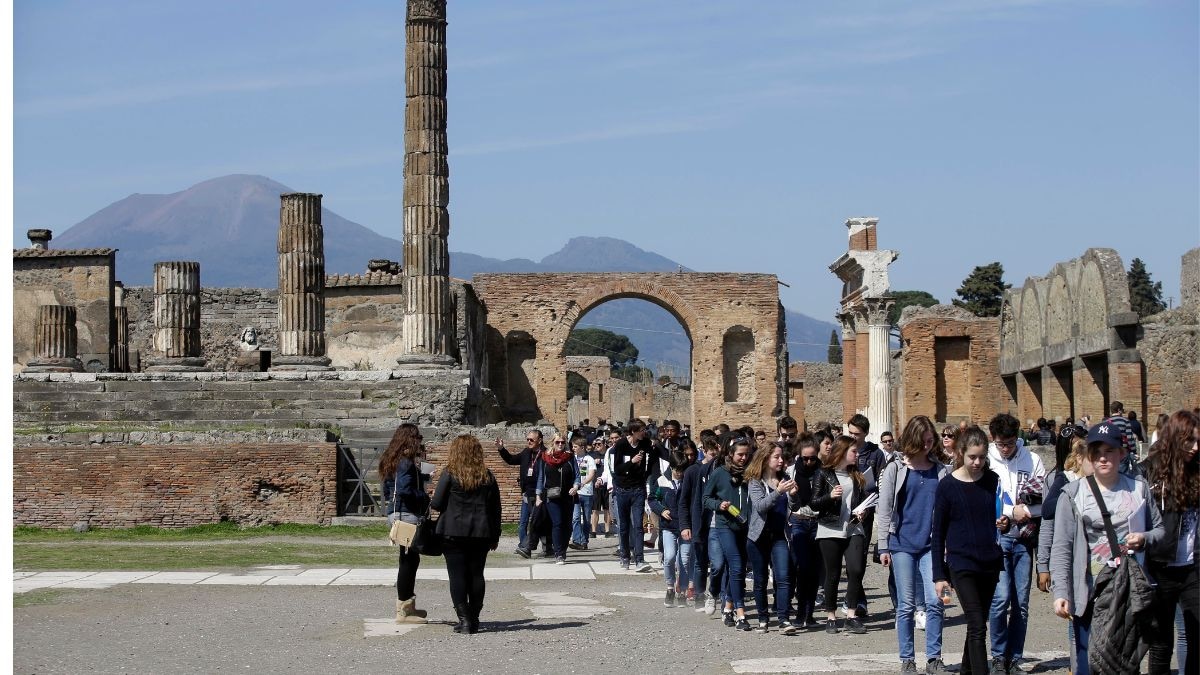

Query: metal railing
[[336, 443, 386, 517]]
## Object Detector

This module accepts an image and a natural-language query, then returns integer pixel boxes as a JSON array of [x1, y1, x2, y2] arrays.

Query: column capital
[[863, 298, 894, 327], [407, 0, 446, 23]]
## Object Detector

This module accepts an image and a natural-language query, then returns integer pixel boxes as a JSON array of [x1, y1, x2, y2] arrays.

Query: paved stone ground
[[15, 536, 1078, 675]]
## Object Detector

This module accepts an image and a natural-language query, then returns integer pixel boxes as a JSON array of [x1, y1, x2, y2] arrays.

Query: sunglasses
[[942, 433, 955, 439], [554, 440, 566, 445], [526, 438, 539, 442], [780, 433, 797, 439], [801, 456, 820, 463]]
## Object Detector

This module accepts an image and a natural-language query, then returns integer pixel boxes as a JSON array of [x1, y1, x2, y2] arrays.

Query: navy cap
[[1086, 422, 1123, 449]]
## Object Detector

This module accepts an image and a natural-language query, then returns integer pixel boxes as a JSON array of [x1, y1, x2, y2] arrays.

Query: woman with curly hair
[[431, 434, 502, 634], [1139, 410, 1199, 674], [379, 423, 430, 623], [811, 435, 870, 634]]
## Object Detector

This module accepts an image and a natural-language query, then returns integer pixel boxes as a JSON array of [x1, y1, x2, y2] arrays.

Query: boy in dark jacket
[[651, 455, 687, 606]]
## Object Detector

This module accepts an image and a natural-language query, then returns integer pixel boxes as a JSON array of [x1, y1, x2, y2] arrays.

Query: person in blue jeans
[[704, 438, 753, 630], [986, 413, 1046, 674], [495, 430, 546, 557], [569, 436, 597, 550], [877, 415, 950, 674], [611, 420, 655, 572], [747, 442, 799, 634]]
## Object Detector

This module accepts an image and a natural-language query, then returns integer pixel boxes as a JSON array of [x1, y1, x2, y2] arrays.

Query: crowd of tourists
[[380, 404, 1198, 675]]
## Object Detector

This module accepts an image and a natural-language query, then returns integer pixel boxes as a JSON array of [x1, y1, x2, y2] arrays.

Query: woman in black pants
[[380, 423, 430, 623], [431, 434, 502, 634], [931, 426, 1004, 675], [811, 435, 870, 634], [1140, 410, 1198, 675]]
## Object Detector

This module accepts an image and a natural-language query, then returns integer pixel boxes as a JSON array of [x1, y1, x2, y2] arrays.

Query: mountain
[[49, 174, 837, 363]]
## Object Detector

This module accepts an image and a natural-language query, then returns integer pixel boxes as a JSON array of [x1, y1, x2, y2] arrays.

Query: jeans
[[1070, 613, 1092, 675], [989, 536, 1032, 663], [571, 495, 594, 545], [747, 530, 791, 622], [516, 492, 533, 548], [688, 529, 709, 598], [818, 535, 865, 613], [789, 521, 819, 619], [1147, 562, 1198, 675], [613, 486, 646, 563], [892, 549, 944, 661], [545, 497, 572, 558], [952, 567, 1000, 675], [716, 527, 749, 611], [708, 526, 727, 602], [662, 529, 683, 588], [443, 536, 490, 618]]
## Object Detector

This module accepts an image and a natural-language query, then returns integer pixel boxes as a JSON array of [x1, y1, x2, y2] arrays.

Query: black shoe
[[664, 589, 675, 607], [778, 620, 798, 636], [925, 658, 947, 674], [988, 657, 1007, 675], [452, 603, 469, 634], [735, 617, 752, 632], [611, 549, 622, 557], [514, 547, 531, 559], [754, 619, 769, 633], [723, 612, 735, 627], [846, 617, 867, 634], [825, 619, 839, 634], [568, 542, 583, 551]]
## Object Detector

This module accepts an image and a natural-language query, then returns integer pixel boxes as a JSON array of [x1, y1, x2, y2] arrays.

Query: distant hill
[[48, 174, 837, 363]]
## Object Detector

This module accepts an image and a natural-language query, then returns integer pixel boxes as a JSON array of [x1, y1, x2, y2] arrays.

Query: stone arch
[[722, 325, 755, 403], [1020, 283, 1043, 357], [549, 279, 697, 350], [1045, 272, 1073, 346], [1077, 260, 1108, 338]]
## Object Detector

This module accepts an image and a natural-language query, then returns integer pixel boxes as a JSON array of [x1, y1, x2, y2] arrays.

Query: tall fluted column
[[865, 300, 894, 443], [146, 261, 208, 371], [397, 0, 456, 368], [111, 281, 129, 372], [273, 193, 332, 371], [25, 305, 83, 372]]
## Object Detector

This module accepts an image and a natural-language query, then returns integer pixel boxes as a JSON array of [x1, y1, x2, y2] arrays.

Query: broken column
[[112, 282, 129, 372], [397, 0, 456, 368], [27, 228, 51, 250], [273, 193, 332, 371], [145, 261, 208, 372], [24, 305, 83, 372]]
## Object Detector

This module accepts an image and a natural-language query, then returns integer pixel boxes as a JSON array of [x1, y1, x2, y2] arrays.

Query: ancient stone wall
[[787, 362, 843, 429], [13, 250, 116, 371], [898, 305, 1007, 425], [474, 273, 784, 431], [1140, 306, 1200, 417], [14, 434, 336, 527], [1182, 247, 1200, 311]]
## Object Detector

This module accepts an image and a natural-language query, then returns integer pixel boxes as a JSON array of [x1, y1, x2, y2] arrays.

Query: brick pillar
[[274, 193, 332, 371], [24, 305, 83, 372], [397, 0, 456, 368], [145, 261, 208, 372], [839, 314, 857, 423], [1041, 365, 1070, 423], [855, 316, 870, 416], [846, 217, 878, 251], [1072, 356, 1106, 423], [1016, 370, 1041, 426]]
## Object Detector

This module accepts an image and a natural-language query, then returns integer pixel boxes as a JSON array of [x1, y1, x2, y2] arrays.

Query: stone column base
[[395, 353, 458, 369], [271, 355, 333, 371], [24, 357, 84, 373], [144, 357, 210, 372]]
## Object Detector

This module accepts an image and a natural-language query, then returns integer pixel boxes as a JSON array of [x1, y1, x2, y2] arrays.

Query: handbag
[[412, 506, 444, 557], [387, 478, 415, 546]]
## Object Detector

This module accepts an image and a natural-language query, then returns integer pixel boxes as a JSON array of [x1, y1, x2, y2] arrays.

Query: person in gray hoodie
[[1050, 422, 1164, 675]]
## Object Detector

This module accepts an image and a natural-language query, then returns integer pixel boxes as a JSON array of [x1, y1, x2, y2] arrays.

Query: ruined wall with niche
[[13, 249, 116, 371], [787, 362, 843, 429], [1139, 247, 1200, 417], [898, 305, 1006, 425], [474, 273, 784, 431]]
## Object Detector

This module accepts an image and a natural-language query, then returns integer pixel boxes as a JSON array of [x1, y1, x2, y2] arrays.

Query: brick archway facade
[[472, 273, 785, 431]]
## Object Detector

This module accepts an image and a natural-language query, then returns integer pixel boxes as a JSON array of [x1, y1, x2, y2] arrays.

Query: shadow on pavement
[[483, 619, 587, 632]]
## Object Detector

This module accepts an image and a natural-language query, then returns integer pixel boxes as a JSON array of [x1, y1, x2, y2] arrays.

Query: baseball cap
[[1086, 422, 1123, 449]]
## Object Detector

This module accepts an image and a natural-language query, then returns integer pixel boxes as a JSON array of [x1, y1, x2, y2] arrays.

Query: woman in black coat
[[431, 434, 502, 634]]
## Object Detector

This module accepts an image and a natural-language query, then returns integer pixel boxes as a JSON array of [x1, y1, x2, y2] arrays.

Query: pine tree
[[953, 262, 1010, 317], [1127, 257, 1166, 318], [827, 330, 842, 364]]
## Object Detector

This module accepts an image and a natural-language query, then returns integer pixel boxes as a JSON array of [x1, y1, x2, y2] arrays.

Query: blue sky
[[12, 0, 1199, 320]]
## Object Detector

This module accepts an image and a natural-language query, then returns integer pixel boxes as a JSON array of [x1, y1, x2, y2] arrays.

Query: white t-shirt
[[576, 454, 597, 496]]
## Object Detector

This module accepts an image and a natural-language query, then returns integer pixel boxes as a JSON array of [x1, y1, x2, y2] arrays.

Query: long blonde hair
[[446, 434, 492, 492]]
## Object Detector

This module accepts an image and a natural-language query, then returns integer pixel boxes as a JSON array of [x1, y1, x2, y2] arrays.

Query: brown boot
[[395, 597, 427, 623]]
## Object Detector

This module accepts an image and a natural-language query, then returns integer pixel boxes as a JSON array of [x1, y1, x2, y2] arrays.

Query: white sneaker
[[703, 597, 717, 616], [915, 609, 926, 631]]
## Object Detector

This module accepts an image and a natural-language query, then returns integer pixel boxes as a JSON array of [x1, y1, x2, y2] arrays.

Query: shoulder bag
[[413, 503, 444, 556], [387, 478, 418, 547]]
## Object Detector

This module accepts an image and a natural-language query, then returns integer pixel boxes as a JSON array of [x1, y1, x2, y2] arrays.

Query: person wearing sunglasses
[[789, 435, 824, 628], [495, 429, 547, 558]]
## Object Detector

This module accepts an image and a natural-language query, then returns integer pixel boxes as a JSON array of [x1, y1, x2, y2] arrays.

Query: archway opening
[[564, 297, 692, 429]]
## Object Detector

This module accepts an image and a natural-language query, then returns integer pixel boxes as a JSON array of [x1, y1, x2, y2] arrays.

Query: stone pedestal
[[145, 261, 208, 372], [25, 305, 83, 372], [274, 193, 332, 371], [399, 0, 456, 369]]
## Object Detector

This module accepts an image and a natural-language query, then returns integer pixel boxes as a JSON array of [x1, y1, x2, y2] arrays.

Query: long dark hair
[[1146, 410, 1200, 512], [822, 435, 864, 490], [378, 423, 422, 480]]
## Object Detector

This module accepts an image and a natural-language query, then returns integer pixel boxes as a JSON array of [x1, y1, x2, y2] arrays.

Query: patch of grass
[[14, 523, 391, 542], [14, 542, 409, 570], [14, 588, 70, 608]]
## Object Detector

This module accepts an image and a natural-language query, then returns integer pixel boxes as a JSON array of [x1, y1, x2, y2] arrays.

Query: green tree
[[567, 371, 589, 400], [827, 329, 842, 364], [888, 290, 939, 325], [1127, 257, 1166, 317], [953, 262, 1010, 317], [564, 327, 639, 368]]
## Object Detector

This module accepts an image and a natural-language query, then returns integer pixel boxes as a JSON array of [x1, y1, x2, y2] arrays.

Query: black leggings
[[396, 544, 420, 601], [950, 567, 1000, 675], [818, 534, 865, 613], [444, 537, 492, 615], [1147, 562, 1198, 675]]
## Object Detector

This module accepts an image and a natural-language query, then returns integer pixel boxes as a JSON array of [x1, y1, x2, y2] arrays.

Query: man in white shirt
[[569, 436, 598, 550]]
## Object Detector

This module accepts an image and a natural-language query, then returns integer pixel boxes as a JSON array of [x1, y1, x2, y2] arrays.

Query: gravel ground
[[14, 536, 1078, 675]]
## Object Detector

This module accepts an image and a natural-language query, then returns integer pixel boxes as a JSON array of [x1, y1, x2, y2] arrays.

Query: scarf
[[726, 457, 746, 481], [542, 449, 571, 468]]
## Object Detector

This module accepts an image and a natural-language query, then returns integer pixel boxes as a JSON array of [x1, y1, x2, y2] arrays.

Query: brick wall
[[14, 252, 115, 370], [788, 361, 843, 429], [14, 441, 337, 527], [898, 306, 1007, 425]]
